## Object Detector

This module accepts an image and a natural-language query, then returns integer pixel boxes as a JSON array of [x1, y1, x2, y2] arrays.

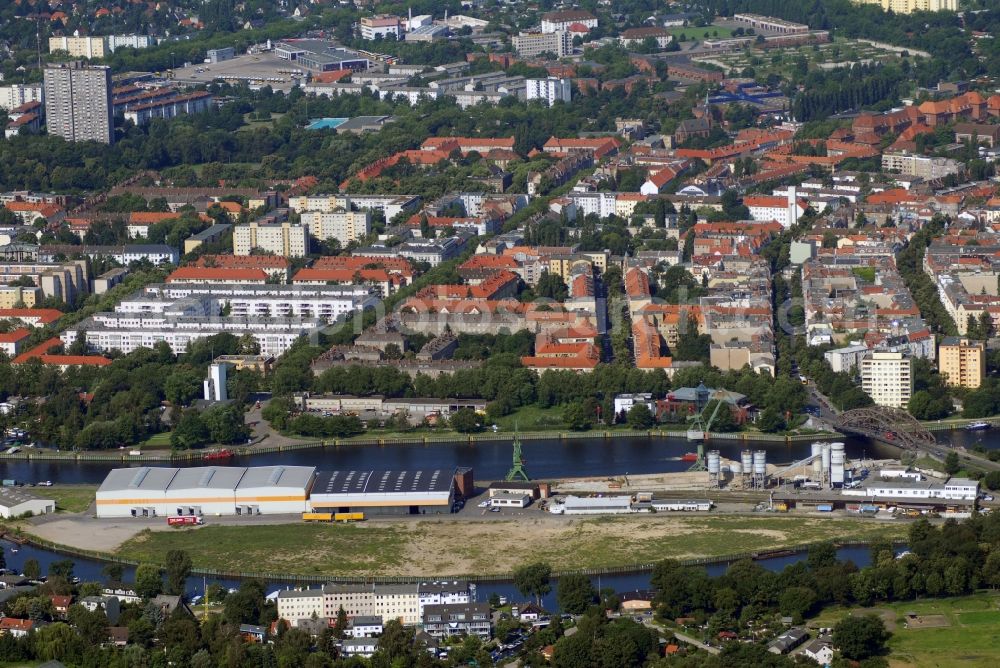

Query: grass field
[[666, 25, 737, 42], [46, 485, 97, 513], [114, 515, 906, 577], [139, 433, 173, 450], [809, 593, 1000, 668]]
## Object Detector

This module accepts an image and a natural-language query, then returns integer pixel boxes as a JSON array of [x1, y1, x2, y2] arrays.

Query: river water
[[2, 434, 902, 485], [0, 538, 881, 611], [0, 429, 976, 608]]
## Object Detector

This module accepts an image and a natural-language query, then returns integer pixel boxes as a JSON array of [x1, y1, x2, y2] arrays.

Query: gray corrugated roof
[[168, 466, 247, 492], [98, 467, 180, 493], [236, 465, 316, 490]]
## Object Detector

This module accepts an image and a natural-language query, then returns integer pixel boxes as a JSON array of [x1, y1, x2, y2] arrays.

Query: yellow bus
[[334, 512, 365, 522], [302, 512, 334, 522]]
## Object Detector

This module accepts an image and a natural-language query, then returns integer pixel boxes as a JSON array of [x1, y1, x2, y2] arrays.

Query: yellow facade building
[[938, 337, 985, 389]]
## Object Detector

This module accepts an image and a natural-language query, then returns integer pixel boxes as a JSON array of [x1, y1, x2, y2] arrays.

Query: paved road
[[642, 619, 720, 655]]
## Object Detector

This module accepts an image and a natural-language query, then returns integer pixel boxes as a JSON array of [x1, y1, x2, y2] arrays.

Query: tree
[[513, 562, 552, 606], [557, 573, 597, 614], [165, 549, 192, 596], [171, 410, 210, 450], [202, 403, 250, 445], [333, 606, 348, 640], [779, 586, 816, 621], [135, 563, 163, 599], [23, 558, 40, 580], [944, 450, 961, 475], [563, 402, 595, 431], [449, 407, 482, 433], [534, 273, 569, 302], [833, 614, 890, 661], [756, 406, 785, 433], [626, 403, 655, 430], [704, 400, 739, 433], [49, 559, 74, 581]]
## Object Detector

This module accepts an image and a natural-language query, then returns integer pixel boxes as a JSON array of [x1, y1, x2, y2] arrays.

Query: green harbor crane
[[505, 431, 530, 482], [686, 386, 728, 472]]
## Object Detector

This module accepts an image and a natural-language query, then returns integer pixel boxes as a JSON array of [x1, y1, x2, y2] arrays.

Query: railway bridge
[[831, 406, 937, 450]]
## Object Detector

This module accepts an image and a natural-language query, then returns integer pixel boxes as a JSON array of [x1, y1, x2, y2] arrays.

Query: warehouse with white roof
[[308, 469, 456, 516], [96, 465, 317, 518], [164, 466, 247, 517]]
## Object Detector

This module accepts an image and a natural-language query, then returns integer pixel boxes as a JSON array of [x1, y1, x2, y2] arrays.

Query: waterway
[[0, 538, 882, 612], [1, 434, 898, 485]]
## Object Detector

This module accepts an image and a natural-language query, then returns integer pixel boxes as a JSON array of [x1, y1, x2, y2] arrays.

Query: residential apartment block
[[540, 10, 597, 33], [881, 151, 962, 179], [49, 35, 108, 59], [512, 31, 572, 58], [852, 0, 957, 13], [276, 581, 470, 628], [861, 351, 913, 409], [938, 337, 985, 389], [0, 85, 43, 111], [422, 603, 492, 640], [43, 62, 113, 144], [234, 221, 309, 257], [301, 210, 372, 245], [526, 78, 571, 107]]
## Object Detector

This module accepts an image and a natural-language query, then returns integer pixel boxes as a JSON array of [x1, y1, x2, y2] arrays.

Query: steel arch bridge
[[831, 406, 937, 450]]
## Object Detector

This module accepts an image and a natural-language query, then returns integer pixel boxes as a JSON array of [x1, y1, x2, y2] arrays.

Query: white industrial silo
[[753, 450, 767, 488], [707, 450, 721, 487], [830, 442, 846, 487]]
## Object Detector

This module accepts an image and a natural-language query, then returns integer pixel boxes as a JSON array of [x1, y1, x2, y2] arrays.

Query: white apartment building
[[107, 34, 156, 52], [119, 283, 378, 322], [49, 35, 108, 59], [288, 194, 420, 221], [276, 590, 324, 625], [0, 85, 43, 111], [62, 313, 323, 356], [301, 210, 372, 245], [512, 31, 572, 58], [567, 192, 618, 219], [746, 188, 806, 229], [526, 78, 571, 107], [234, 222, 309, 257], [277, 582, 469, 628], [540, 10, 598, 33], [824, 343, 869, 374], [860, 351, 913, 408]]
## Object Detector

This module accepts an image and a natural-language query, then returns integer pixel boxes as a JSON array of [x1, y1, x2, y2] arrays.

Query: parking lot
[[171, 52, 303, 91]]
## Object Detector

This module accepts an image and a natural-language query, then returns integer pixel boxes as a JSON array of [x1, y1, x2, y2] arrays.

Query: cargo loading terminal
[[95, 465, 474, 518]]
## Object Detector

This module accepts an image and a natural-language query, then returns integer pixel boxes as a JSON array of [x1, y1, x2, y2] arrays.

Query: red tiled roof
[[166, 267, 267, 282], [193, 255, 289, 269], [0, 308, 62, 324], [13, 338, 111, 367], [0, 329, 30, 343]]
